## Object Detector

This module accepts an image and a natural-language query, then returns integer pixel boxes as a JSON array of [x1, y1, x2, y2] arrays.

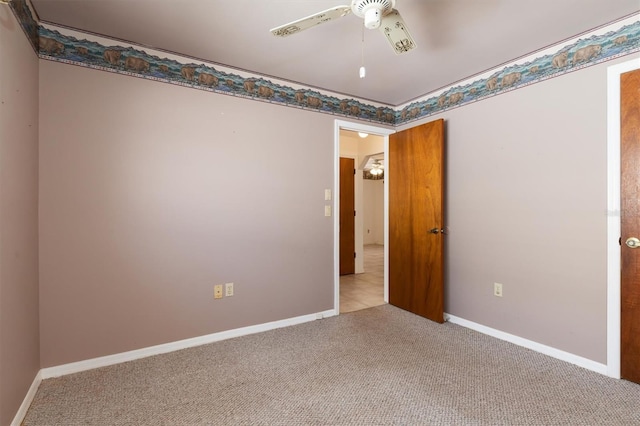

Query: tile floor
[[340, 244, 385, 313]]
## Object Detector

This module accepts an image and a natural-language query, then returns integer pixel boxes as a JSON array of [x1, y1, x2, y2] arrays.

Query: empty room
[[2, 0, 640, 424]]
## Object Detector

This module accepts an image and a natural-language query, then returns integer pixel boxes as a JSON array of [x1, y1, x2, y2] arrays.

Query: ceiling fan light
[[364, 7, 382, 29]]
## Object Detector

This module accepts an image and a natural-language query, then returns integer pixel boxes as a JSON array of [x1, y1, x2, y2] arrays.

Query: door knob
[[626, 237, 640, 248]]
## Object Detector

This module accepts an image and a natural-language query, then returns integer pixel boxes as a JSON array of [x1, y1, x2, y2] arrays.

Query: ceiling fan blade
[[379, 9, 417, 54], [270, 6, 352, 37]]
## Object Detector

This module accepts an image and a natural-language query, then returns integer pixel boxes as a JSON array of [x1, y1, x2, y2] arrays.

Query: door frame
[[606, 57, 640, 379], [334, 120, 395, 313]]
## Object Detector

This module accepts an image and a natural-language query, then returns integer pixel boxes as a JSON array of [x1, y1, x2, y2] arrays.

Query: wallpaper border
[[8, 0, 640, 126], [396, 15, 640, 125], [8, 0, 38, 52]]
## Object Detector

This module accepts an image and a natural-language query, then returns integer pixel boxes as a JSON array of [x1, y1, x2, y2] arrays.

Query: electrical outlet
[[214, 284, 223, 299], [494, 282, 503, 297], [225, 282, 234, 297]]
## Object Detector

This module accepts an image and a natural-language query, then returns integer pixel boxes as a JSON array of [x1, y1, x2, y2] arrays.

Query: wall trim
[[444, 314, 608, 376], [37, 22, 396, 126], [40, 309, 336, 380], [10, 370, 42, 426], [13, 309, 610, 423], [8, 0, 39, 53], [396, 14, 640, 124], [8, 0, 638, 126]]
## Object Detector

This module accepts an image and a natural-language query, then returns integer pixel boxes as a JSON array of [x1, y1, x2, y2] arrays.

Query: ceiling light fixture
[[358, 132, 369, 138], [369, 160, 384, 176], [352, 0, 395, 30]]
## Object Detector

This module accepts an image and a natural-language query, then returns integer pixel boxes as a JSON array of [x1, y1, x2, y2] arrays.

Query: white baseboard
[[41, 308, 336, 379], [444, 313, 608, 375], [14, 309, 604, 424], [11, 370, 42, 426]]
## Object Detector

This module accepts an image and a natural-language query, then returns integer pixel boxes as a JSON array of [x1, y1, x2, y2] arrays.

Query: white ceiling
[[30, 0, 639, 106]]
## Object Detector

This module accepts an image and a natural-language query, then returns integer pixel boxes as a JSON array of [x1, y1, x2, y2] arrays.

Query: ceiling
[[29, 0, 639, 106]]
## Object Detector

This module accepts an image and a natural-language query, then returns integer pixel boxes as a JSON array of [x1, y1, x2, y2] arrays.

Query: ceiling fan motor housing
[[351, 0, 396, 29]]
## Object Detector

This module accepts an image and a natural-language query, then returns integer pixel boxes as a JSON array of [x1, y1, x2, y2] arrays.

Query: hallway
[[339, 244, 385, 313]]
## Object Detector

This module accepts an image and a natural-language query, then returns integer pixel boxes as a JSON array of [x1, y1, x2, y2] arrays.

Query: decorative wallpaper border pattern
[[396, 18, 640, 125], [9, 0, 38, 52], [37, 24, 397, 125], [8, 0, 640, 126]]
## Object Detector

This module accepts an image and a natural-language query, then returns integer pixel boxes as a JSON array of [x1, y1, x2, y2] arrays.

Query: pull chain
[[359, 23, 366, 78]]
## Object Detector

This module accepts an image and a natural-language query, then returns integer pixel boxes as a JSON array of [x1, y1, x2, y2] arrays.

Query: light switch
[[324, 205, 332, 217], [324, 189, 332, 201]]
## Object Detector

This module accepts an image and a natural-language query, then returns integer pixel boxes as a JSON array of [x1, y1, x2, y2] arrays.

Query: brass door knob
[[626, 237, 640, 248]]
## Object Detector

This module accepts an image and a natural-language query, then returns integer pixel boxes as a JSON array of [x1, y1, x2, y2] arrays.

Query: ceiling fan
[[270, 0, 416, 55], [369, 160, 384, 176]]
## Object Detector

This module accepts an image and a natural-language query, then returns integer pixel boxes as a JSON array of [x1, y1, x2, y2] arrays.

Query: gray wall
[[38, 60, 336, 367], [0, 6, 40, 425], [399, 58, 630, 364], [39, 53, 630, 367]]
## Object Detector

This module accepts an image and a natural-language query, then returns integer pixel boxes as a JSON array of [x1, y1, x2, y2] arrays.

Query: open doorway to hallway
[[338, 129, 385, 313]]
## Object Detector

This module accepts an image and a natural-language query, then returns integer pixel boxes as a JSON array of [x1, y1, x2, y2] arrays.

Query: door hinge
[[354, 252, 356, 258], [619, 237, 622, 246], [354, 169, 356, 175], [354, 210, 356, 216]]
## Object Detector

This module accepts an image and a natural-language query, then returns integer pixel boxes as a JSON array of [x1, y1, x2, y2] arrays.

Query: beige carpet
[[23, 305, 640, 425]]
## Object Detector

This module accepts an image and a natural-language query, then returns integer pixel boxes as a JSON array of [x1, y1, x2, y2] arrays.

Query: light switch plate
[[324, 205, 332, 217], [324, 189, 332, 201]]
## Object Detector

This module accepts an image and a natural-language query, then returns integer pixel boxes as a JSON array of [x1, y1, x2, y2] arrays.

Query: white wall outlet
[[494, 282, 503, 297], [324, 205, 332, 217], [324, 189, 332, 201], [214, 284, 223, 299], [225, 282, 234, 297]]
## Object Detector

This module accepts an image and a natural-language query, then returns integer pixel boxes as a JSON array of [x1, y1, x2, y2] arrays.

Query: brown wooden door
[[340, 157, 355, 275], [389, 119, 445, 323], [621, 68, 640, 384]]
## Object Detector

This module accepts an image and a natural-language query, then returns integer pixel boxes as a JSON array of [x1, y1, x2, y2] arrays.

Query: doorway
[[340, 149, 385, 312], [334, 120, 445, 320], [333, 121, 394, 314]]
